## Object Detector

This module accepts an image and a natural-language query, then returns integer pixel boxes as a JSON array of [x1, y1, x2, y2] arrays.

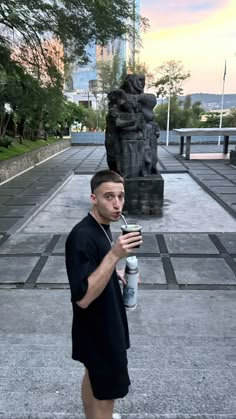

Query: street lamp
[[166, 74, 171, 147]]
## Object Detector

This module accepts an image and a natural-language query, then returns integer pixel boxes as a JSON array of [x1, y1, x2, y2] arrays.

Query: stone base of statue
[[123, 174, 164, 215]]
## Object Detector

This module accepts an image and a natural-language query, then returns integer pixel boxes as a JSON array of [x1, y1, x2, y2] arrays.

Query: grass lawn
[[0, 137, 66, 161]]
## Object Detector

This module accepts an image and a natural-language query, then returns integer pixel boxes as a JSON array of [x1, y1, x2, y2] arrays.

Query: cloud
[[142, 0, 228, 30], [140, 0, 236, 93]]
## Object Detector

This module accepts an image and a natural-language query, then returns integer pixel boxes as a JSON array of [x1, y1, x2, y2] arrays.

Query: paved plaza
[[0, 144, 236, 418]]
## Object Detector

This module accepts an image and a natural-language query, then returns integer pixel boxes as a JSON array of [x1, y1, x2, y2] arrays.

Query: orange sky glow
[[140, 0, 236, 94]]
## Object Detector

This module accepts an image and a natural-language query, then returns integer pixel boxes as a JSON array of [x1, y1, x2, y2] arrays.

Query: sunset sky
[[140, 0, 236, 95]]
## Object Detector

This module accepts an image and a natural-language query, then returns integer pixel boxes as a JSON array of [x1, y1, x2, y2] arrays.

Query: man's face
[[91, 182, 125, 224]]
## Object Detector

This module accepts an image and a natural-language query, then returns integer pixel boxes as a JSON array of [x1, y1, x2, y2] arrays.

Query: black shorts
[[88, 367, 131, 400]]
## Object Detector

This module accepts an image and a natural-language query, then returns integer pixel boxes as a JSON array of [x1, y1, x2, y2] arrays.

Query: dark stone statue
[[105, 74, 164, 215], [105, 74, 160, 178]]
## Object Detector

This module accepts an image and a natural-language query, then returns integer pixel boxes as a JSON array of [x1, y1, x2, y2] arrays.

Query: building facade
[[71, 0, 140, 105]]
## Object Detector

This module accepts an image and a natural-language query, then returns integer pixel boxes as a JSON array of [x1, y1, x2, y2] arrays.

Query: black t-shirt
[[65, 213, 130, 372]]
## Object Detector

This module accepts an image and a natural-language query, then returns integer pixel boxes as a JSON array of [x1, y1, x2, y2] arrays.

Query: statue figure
[[105, 74, 160, 178]]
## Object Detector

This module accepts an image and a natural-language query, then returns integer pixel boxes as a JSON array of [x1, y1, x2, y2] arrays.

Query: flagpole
[[218, 60, 226, 146], [166, 75, 170, 146]]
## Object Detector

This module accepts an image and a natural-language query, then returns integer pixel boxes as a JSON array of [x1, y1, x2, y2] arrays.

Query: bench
[[173, 128, 236, 160]]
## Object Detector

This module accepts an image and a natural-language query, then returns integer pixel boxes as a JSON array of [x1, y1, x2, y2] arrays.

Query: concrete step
[[1, 291, 235, 418], [1, 414, 236, 419]]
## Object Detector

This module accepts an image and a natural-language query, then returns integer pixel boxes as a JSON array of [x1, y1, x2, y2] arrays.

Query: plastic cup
[[121, 224, 142, 248]]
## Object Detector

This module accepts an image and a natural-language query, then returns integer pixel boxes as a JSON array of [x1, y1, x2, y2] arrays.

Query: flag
[[223, 60, 227, 81]]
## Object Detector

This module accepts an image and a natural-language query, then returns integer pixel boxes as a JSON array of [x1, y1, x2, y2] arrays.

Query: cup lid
[[121, 224, 142, 230]]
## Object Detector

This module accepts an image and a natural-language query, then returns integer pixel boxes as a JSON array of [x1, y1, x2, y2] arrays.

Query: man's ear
[[90, 193, 97, 205]]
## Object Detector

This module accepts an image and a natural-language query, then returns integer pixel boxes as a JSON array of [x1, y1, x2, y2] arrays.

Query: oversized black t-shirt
[[65, 213, 130, 372]]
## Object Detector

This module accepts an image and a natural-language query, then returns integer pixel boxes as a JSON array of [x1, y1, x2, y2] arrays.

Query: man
[[65, 170, 143, 419]]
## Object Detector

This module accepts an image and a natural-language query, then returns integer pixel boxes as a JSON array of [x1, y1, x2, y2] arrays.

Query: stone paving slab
[[37, 256, 67, 283], [117, 257, 166, 285], [213, 186, 236, 193], [0, 180, 34, 188], [52, 235, 67, 253], [0, 188, 23, 195], [0, 234, 52, 254], [216, 233, 236, 253], [0, 196, 11, 204], [172, 257, 236, 284], [0, 256, 39, 283], [216, 193, 236, 201], [0, 206, 33, 217], [197, 174, 224, 180], [1, 232, 236, 289], [21, 189, 50, 196], [164, 234, 219, 254], [0, 218, 22, 231], [113, 233, 160, 254], [36, 255, 167, 285], [203, 180, 234, 186], [224, 174, 236, 180], [6, 196, 43, 206]]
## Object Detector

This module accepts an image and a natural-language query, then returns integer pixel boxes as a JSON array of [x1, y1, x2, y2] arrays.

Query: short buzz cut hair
[[91, 170, 124, 193]]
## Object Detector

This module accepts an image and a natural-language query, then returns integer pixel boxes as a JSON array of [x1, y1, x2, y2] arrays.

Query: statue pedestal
[[123, 175, 164, 215]]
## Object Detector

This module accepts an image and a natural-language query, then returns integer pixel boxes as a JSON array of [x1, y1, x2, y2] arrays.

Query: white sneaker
[[112, 414, 121, 419]]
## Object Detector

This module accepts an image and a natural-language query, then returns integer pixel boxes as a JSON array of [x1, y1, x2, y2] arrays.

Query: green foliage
[[0, 0, 146, 66], [82, 107, 98, 130], [96, 52, 154, 95], [126, 61, 154, 87], [200, 109, 236, 128], [96, 53, 122, 93], [97, 96, 108, 130], [153, 60, 191, 98], [223, 108, 236, 127], [0, 1, 148, 139], [0, 137, 63, 160], [0, 45, 88, 139], [154, 96, 204, 130], [57, 101, 87, 134], [0, 135, 13, 148], [200, 112, 220, 128]]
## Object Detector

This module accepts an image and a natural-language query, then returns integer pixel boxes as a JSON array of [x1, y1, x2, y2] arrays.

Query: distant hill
[[156, 93, 236, 111], [181, 93, 236, 111]]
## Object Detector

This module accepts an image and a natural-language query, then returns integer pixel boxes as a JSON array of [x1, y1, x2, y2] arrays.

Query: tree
[[200, 112, 221, 128], [96, 52, 122, 94], [96, 52, 154, 97], [154, 95, 204, 130], [200, 108, 236, 128], [57, 101, 87, 137], [154, 98, 185, 130], [153, 60, 190, 98], [126, 60, 154, 87], [0, 0, 147, 69], [224, 109, 236, 127], [82, 107, 98, 131], [181, 96, 204, 127]]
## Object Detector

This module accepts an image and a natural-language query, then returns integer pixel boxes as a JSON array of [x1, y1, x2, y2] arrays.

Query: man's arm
[[77, 231, 142, 309]]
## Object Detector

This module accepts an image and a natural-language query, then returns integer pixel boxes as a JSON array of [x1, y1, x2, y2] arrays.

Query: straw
[[120, 213, 128, 227]]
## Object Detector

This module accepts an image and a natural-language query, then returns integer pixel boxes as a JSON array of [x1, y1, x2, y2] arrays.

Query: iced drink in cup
[[121, 224, 142, 248]]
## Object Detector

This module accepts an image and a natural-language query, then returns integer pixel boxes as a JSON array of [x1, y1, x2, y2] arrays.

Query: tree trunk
[[2, 113, 11, 138], [0, 110, 5, 139]]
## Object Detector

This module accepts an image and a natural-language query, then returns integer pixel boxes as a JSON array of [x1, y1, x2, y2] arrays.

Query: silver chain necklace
[[90, 212, 114, 247]]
